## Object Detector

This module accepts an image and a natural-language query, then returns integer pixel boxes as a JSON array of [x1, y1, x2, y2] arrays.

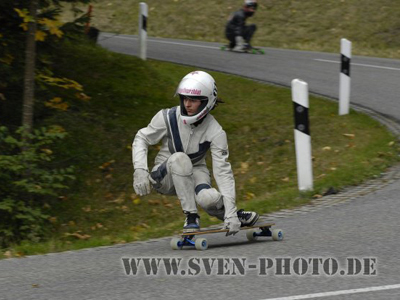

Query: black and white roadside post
[[139, 2, 148, 61], [292, 79, 314, 191], [339, 38, 352, 115]]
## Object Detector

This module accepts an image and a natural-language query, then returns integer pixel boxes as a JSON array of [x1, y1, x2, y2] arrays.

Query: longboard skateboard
[[220, 45, 265, 55], [170, 222, 283, 251]]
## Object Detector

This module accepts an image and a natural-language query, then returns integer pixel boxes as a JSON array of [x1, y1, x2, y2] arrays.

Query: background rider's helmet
[[175, 71, 218, 125], [244, 0, 258, 10]]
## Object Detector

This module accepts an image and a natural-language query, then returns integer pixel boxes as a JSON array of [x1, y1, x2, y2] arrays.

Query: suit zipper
[[185, 127, 194, 153]]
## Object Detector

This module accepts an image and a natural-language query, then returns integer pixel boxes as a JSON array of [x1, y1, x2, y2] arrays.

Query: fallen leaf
[[148, 199, 161, 205], [64, 232, 91, 240], [322, 146, 331, 151], [49, 217, 57, 224], [245, 192, 255, 201], [3, 251, 12, 258], [343, 133, 355, 139], [239, 162, 249, 174], [141, 223, 150, 229], [110, 194, 125, 204], [82, 206, 91, 212]]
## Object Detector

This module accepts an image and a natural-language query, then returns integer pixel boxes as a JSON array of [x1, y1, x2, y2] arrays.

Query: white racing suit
[[132, 106, 238, 223]]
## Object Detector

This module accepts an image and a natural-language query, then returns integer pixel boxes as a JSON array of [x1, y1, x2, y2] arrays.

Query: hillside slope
[[73, 0, 400, 58]]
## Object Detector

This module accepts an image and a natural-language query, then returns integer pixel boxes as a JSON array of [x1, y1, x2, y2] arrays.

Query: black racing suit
[[225, 9, 257, 49]]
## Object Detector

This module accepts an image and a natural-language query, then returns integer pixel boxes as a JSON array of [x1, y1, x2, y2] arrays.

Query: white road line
[[106, 34, 219, 50], [260, 284, 400, 300], [149, 39, 219, 50], [315, 58, 400, 71]]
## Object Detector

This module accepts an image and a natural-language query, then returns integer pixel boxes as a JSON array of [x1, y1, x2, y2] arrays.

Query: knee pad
[[168, 152, 193, 176], [196, 187, 223, 210]]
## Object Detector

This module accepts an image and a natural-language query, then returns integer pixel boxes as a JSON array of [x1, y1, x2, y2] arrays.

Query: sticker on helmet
[[213, 84, 218, 97], [196, 107, 210, 120], [177, 88, 202, 95]]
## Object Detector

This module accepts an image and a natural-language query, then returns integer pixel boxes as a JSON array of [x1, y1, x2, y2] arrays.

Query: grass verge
[[63, 0, 400, 59], [1, 40, 399, 258]]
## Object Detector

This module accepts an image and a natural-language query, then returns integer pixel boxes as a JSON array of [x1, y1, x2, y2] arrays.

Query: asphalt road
[[1, 34, 400, 300], [98, 33, 400, 121]]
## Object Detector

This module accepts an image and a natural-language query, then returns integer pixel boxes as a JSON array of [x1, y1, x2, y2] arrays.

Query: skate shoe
[[232, 44, 246, 52], [237, 209, 259, 227], [183, 213, 200, 233], [243, 43, 253, 51]]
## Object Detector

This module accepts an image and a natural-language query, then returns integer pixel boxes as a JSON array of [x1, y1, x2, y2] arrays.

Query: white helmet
[[244, 0, 258, 9], [175, 71, 218, 125]]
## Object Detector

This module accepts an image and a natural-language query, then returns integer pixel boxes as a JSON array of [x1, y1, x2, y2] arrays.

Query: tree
[[22, 0, 38, 134], [0, 0, 91, 247], [3, 0, 91, 132]]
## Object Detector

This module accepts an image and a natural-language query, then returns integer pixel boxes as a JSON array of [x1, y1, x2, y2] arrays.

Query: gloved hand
[[224, 215, 241, 236], [133, 169, 151, 196]]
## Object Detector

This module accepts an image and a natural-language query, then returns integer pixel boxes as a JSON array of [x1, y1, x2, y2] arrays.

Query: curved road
[[1, 34, 400, 300]]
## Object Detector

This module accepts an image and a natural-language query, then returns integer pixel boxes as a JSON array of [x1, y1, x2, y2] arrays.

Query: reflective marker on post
[[139, 2, 148, 61], [339, 38, 351, 115], [292, 79, 313, 191]]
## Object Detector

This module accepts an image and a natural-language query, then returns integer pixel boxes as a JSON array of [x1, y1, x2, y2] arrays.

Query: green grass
[[1, 39, 399, 259], [63, 0, 400, 59]]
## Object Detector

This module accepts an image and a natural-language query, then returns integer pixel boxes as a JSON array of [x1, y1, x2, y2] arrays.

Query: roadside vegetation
[[1, 1, 399, 258]]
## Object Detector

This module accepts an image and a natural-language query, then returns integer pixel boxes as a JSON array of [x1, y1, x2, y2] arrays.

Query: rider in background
[[225, 0, 258, 52]]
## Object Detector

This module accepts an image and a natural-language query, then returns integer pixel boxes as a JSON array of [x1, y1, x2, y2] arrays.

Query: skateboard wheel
[[246, 229, 259, 241], [271, 229, 284, 241], [170, 237, 183, 250], [195, 238, 208, 251]]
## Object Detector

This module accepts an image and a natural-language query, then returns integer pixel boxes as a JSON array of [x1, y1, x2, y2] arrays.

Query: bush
[[0, 125, 75, 247]]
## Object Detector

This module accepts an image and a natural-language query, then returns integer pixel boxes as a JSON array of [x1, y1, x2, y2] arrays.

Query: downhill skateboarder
[[225, 0, 258, 52], [132, 71, 259, 235]]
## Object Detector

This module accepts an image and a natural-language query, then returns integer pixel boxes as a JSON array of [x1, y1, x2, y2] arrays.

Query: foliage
[[0, 125, 75, 247], [0, 0, 91, 127], [0, 0, 91, 248]]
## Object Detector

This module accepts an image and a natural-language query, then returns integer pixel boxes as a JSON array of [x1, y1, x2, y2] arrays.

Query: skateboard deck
[[171, 222, 283, 251], [181, 222, 275, 236], [220, 45, 265, 54]]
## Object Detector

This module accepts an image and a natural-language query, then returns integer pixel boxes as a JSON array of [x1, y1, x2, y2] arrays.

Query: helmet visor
[[179, 94, 208, 117]]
